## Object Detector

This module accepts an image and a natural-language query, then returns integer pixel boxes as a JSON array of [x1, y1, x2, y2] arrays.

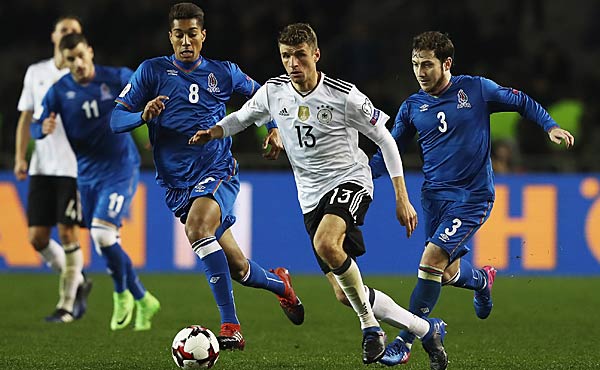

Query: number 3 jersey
[[218, 72, 391, 214], [34, 65, 140, 186], [371, 75, 559, 203]]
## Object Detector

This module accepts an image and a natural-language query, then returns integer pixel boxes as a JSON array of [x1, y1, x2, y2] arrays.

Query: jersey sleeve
[[30, 85, 60, 139], [111, 61, 153, 133], [17, 65, 34, 113], [480, 77, 559, 132], [370, 102, 417, 179], [229, 62, 277, 130], [218, 85, 274, 137]]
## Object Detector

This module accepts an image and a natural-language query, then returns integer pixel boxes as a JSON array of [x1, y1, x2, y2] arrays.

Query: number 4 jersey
[[217, 72, 392, 214], [35, 65, 140, 186]]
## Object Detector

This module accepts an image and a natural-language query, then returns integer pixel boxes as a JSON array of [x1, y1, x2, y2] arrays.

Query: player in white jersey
[[14, 16, 91, 323], [190, 23, 448, 369]]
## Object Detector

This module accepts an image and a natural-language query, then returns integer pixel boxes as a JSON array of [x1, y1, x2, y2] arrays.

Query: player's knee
[[184, 217, 218, 242], [29, 234, 50, 251], [90, 224, 119, 249], [57, 224, 78, 245], [313, 236, 337, 261]]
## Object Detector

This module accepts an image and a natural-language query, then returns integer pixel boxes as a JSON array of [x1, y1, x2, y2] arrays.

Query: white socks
[[61, 243, 85, 313], [38, 239, 66, 273], [333, 259, 379, 329], [368, 286, 430, 338]]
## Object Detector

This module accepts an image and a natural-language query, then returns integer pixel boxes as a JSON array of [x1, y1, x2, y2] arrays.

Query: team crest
[[457, 89, 471, 109], [317, 105, 333, 124], [100, 83, 114, 101], [207, 73, 220, 93], [298, 106, 310, 121]]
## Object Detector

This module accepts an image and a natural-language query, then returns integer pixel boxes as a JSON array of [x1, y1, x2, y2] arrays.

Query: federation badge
[[457, 89, 471, 109], [298, 106, 310, 121], [317, 105, 333, 124]]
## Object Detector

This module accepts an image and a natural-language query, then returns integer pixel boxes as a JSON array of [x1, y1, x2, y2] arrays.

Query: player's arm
[[190, 85, 273, 145], [481, 77, 574, 148], [370, 102, 416, 179], [30, 90, 58, 139], [111, 96, 168, 133], [14, 110, 33, 180], [346, 90, 417, 237], [229, 62, 281, 157]]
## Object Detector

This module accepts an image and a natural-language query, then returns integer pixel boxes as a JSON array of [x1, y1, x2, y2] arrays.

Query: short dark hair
[[169, 2, 204, 29], [278, 23, 318, 50], [412, 31, 454, 62], [59, 33, 88, 51]]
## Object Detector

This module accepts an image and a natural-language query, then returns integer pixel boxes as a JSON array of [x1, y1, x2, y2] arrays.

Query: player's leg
[[440, 201, 497, 319], [55, 177, 91, 320], [90, 176, 159, 331], [26, 175, 68, 321], [219, 229, 304, 325], [185, 196, 244, 349]]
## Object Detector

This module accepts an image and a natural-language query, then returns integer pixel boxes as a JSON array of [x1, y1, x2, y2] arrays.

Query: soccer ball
[[171, 325, 220, 369]]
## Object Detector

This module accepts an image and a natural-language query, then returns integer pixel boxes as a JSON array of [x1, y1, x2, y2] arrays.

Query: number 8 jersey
[[218, 72, 392, 214]]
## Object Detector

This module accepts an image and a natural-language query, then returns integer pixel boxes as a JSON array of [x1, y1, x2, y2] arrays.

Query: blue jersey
[[111, 55, 274, 188], [32, 65, 140, 186], [371, 75, 559, 202]]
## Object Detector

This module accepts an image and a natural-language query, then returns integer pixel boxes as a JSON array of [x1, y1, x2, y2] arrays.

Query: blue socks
[[451, 259, 487, 291], [239, 259, 285, 296], [100, 242, 146, 299], [192, 237, 239, 325]]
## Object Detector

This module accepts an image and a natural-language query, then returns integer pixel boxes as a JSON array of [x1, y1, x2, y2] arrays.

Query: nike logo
[[116, 313, 130, 325]]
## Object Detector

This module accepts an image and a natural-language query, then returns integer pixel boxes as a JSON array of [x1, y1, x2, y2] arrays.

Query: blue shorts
[[78, 170, 139, 228], [423, 198, 493, 264], [165, 170, 239, 240]]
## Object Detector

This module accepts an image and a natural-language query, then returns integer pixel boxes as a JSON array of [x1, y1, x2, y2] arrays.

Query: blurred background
[[1, 0, 599, 172]]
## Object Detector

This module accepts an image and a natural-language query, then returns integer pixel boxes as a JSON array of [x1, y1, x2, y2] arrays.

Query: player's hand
[[189, 126, 224, 145], [142, 95, 169, 122], [262, 128, 283, 160], [13, 158, 28, 181], [42, 112, 57, 135], [396, 198, 418, 238], [548, 127, 574, 148]]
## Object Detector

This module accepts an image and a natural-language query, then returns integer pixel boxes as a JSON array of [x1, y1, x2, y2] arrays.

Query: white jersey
[[219, 72, 401, 214], [17, 58, 77, 177]]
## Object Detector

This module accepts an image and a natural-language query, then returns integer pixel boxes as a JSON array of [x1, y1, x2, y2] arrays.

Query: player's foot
[[217, 323, 245, 350], [134, 291, 161, 331], [73, 277, 93, 319], [45, 308, 75, 323], [362, 326, 386, 364], [270, 267, 305, 325], [474, 265, 497, 319], [110, 290, 134, 330], [379, 337, 411, 366], [421, 318, 448, 370]]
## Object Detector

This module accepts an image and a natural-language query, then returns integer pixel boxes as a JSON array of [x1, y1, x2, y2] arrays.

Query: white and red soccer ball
[[171, 325, 220, 369]]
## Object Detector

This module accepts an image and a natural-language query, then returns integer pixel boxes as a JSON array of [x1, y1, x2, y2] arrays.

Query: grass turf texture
[[0, 273, 599, 370]]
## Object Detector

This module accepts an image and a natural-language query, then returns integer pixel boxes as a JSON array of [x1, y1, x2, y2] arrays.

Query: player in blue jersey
[[110, 3, 303, 350], [371, 31, 575, 365], [30, 33, 161, 331]]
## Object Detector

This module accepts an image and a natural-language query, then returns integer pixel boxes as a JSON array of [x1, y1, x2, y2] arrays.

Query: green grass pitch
[[1, 273, 599, 369]]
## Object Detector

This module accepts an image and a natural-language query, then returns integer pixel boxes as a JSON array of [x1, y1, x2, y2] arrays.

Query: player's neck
[[53, 51, 64, 69], [429, 74, 452, 97], [74, 66, 96, 85], [293, 71, 320, 93]]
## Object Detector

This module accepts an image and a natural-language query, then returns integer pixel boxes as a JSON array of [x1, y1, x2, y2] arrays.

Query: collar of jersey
[[171, 55, 203, 73], [291, 71, 322, 98]]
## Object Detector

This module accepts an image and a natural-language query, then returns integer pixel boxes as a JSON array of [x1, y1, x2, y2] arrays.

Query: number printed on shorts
[[329, 187, 353, 204], [438, 218, 462, 243], [108, 192, 125, 213]]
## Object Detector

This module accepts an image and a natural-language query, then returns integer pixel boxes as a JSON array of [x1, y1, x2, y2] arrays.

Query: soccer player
[[189, 23, 448, 369], [14, 15, 92, 323], [30, 33, 160, 331], [370, 31, 575, 365], [110, 3, 303, 350]]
